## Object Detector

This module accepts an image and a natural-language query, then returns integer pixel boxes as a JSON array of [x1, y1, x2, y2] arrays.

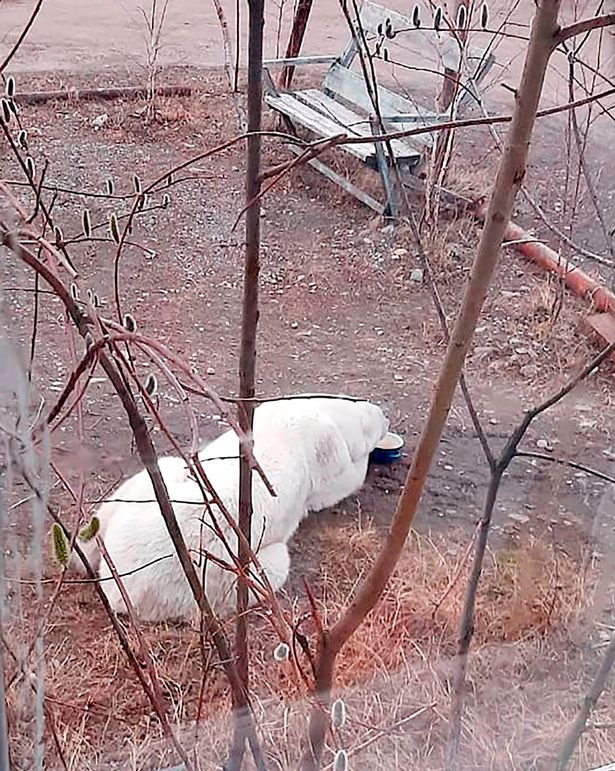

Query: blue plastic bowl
[[370, 432, 404, 464]]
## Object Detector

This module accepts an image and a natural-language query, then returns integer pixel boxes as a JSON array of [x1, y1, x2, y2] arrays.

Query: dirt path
[[2, 0, 613, 113]]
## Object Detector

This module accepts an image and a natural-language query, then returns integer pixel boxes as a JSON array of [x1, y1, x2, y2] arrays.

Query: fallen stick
[[15, 84, 192, 105]]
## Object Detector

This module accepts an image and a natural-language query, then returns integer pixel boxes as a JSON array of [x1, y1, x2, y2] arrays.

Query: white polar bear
[[72, 396, 388, 621]]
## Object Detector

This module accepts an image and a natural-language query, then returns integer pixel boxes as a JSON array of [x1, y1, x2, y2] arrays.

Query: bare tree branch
[[515, 451, 615, 486], [446, 340, 615, 771], [555, 13, 615, 47], [556, 632, 615, 770]]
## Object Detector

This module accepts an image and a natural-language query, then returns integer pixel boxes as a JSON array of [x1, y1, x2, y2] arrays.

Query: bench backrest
[[339, 1, 461, 70], [323, 62, 437, 144], [335, 1, 494, 112]]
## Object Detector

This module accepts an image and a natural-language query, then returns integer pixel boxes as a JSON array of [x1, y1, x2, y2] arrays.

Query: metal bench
[[263, 1, 495, 217]]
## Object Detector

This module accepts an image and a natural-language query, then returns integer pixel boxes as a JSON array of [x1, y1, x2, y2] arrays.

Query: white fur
[[69, 456, 190, 575], [73, 397, 388, 621]]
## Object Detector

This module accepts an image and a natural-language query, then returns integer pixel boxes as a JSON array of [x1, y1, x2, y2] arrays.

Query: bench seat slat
[[263, 55, 338, 69], [265, 90, 422, 166], [298, 89, 424, 158]]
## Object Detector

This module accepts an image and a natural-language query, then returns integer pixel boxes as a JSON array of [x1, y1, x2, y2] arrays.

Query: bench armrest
[[263, 55, 338, 70]]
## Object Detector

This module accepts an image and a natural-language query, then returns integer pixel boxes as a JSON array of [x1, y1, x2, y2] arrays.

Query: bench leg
[[285, 144, 385, 215], [370, 117, 399, 221], [281, 114, 298, 136]]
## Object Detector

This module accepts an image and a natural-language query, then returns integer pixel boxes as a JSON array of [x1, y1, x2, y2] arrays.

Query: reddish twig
[[97, 537, 195, 770], [555, 12, 615, 46], [1, 233, 261, 759]]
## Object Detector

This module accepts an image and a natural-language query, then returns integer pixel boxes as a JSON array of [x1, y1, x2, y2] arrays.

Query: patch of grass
[[6, 523, 613, 769]]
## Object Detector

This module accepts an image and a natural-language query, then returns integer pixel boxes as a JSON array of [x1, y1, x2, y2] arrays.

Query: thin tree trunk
[[237, 0, 265, 690], [445, 466, 503, 771], [279, 0, 314, 89], [432, 0, 467, 170], [426, 0, 467, 227], [299, 3, 563, 768], [227, 0, 265, 767]]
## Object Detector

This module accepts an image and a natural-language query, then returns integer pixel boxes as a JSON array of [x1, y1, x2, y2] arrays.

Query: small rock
[[206, 366, 215, 375], [509, 512, 530, 524], [474, 346, 495, 360], [536, 438, 553, 451], [91, 113, 109, 129], [290, 321, 299, 329], [409, 268, 424, 283]]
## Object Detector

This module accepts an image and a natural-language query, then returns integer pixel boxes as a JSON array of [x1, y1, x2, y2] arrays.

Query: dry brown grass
[[445, 157, 495, 203], [320, 522, 592, 684], [5, 520, 614, 770]]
